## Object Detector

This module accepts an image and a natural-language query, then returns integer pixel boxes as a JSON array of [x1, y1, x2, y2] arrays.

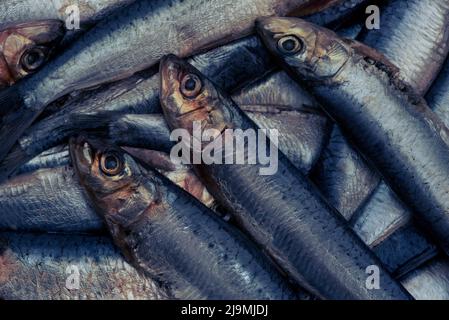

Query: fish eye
[[20, 47, 46, 72], [100, 152, 124, 176], [277, 35, 303, 55], [180, 73, 202, 98]]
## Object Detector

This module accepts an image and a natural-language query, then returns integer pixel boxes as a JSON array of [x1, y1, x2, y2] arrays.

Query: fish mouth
[[159, 54, 206, 125]]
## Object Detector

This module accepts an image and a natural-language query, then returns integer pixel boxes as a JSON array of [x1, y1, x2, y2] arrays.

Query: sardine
[[0, 0, 315, 163], [13, 144, 70, 176], [0, 144, 223, 232], [350, 182, 438, 277], [313, 0, 449, 220], [359, 0, 449, 96], [0, 35, 276, 180], [3, 68, 329, 180], [0, 165, 103, 232], [257, 17, 449, 255], [299, 0, 369, 28], [69, 135, 298, 300], [0, 20, 65, 88], [70, 71, 331, 175], [0, 0, 137, 40], [158, 54, 412, 300], [401, 256, 449, 300], [0, 231, 168, 300]]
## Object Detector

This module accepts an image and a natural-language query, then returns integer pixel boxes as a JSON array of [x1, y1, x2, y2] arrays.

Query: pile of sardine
[[1, 0, 449, 300]]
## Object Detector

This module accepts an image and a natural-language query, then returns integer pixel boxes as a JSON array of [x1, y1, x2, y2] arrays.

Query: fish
[[69, 135, 298, 300], [0, 145, 222, 232], [401, 256, 449, 300], [0, 0, 137, 41], [298, 0, 369, 28], [13, 144, 70, 176], [2, 67, 329, 180], [70, 71, 330, 175], [0, 165, 103, 232], [0, 0, 364, 179], [158, 54, 412, 300], [313, 0, 449, 222], [359, 0, 449, 96], [0, 20, 65, 88], [0, 35, 276, 180], [0, 0, 317, 164], [0, 231, 169, 300], [257, 17, 449, 255]]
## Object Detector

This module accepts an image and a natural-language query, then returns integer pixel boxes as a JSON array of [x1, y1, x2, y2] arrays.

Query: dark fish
[[298, 0, 369, 28], [0, 35, 276, 180], [0, 20, 65, 88], [70, 71, 330, 175], [0, 165, 103, 232], [314, 0, 449, 222], [350, 182, 438, 277], [13, 144, 70, 176], [0, 0, 314, 163], [0, 146, 221, 232], [0, 232, 168, 300], [401, 256, 449, 300], [69, 135, 298, 300], [359, 0, 449, 96], [158, 54, 411, 300], [257, 17, 449, 255]]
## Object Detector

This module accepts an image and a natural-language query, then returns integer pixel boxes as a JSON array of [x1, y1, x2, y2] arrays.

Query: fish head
[[159, 54, 233, 135], [0, 20, 65, 87], [69, 135, 146, 217], [256, 17, 351, 81]]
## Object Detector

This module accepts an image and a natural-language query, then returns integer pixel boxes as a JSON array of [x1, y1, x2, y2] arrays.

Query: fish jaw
[[256, 16, 350, 81], [0, 20, 65, 87], [159, 54, 232, 137]]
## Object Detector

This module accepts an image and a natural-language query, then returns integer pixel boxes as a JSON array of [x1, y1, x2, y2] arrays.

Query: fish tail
[[0, 85, 35, 163]]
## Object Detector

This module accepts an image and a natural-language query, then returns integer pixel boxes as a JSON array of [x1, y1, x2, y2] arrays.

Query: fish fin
[[0, 143, 30, 182], [0, 86, 36, 163]]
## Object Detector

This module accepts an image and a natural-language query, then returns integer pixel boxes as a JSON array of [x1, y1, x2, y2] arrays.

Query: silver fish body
[[70, 136, 298, 300], [0, 232, 168, 300], [359, 0, 449, 95], [0, 0, 312, 163], [0, 35, 276, 180], [159, 55, 412, 300], [0, 165, 102, 232], [401, 256, 449, 300], [257, 17, 449, 255], [0, 0, 138, 41]]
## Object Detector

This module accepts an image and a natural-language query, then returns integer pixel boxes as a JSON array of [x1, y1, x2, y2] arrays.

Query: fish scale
[[360, 0, 449, 96], [257, 17, 449, 258]]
